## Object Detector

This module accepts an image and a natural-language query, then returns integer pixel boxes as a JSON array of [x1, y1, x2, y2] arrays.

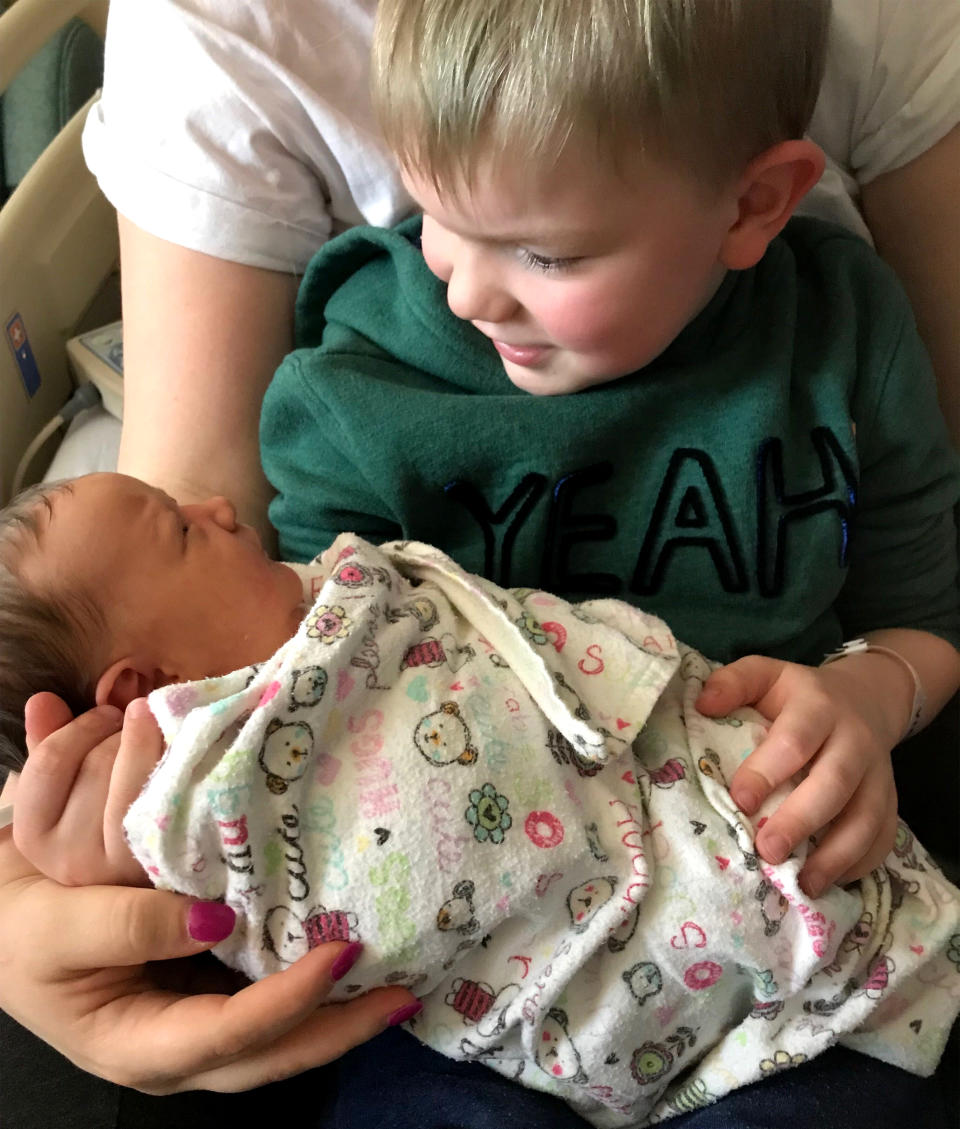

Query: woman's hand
[[696, 653, 904, 898], [0, 695, 417, 1094]]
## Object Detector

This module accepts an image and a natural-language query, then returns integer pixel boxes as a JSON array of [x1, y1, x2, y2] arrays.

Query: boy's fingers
[[800, 782, 898, 896], [728, 764, 774, 814], [696, 655, 787, 716], [730, 705, 833, 813], [753, 736, 865, 864], [832, 800, 898, 887]]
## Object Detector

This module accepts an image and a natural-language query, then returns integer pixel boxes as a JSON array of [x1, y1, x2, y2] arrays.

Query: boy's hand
[[696, 654, 905, 898], [12, 694, 159, 887]]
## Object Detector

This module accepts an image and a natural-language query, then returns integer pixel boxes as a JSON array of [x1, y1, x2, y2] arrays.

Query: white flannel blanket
[[126, 536, 960, 1127]]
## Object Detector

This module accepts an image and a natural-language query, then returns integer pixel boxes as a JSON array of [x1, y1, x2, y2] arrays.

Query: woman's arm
[[116, 215, 300, 539], [861, 124, 960, 447]]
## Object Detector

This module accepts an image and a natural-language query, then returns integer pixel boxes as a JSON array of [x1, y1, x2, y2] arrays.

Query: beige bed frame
[[0, 0, 117, 504]]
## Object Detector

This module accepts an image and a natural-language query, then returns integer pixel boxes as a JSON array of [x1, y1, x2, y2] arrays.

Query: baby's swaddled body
[[126, 537, 960, 1127]]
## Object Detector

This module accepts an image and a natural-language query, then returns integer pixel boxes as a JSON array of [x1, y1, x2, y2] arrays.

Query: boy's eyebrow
[[477, 226, 590, 247], [434, 214, 597, 249], [407, 193, 595, 248]]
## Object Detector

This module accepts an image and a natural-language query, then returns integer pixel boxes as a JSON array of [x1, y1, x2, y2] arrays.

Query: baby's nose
[[189, 495, 237, 531]]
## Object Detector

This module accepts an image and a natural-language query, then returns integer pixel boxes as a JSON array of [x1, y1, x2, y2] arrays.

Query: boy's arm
[[702, 250, 960, 896]]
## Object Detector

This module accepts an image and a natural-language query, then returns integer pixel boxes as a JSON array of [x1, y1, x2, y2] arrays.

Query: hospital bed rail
[[0, 0, 115, 505]]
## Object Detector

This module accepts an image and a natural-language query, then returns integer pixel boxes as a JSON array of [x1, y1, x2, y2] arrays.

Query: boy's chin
[[502, 358, 629, 396]]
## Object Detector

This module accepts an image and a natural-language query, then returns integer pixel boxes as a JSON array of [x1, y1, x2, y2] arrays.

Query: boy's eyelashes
[[516, 247, 580, 273]]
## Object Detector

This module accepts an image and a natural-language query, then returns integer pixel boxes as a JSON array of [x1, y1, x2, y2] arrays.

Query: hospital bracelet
[[821, 638, 925, 743]]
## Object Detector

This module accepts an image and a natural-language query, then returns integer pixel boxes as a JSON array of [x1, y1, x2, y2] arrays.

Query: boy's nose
[[445, 252, 518, 325]]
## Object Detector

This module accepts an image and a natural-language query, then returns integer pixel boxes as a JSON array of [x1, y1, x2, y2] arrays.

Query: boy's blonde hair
[[0, 481, 105, 772], [373, 0, 830, 191]]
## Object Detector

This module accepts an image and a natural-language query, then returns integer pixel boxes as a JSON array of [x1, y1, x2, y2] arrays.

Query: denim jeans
[[1, 1011, 955, 1129]]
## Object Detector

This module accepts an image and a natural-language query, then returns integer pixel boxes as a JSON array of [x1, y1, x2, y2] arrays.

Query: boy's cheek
[[419, 221, 452, 283], [535, 288, 625, 351]]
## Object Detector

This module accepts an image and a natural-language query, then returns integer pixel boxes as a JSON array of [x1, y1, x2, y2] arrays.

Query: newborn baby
[[1, 473, 957, 1128]]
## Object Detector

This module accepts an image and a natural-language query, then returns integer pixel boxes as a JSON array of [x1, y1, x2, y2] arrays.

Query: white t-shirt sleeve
[[82, 0, 411, 272], [84, 0, 960, 263], [802, 0, 960, 237]]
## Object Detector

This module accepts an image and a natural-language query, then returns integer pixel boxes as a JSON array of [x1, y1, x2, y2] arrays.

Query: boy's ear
[[720, 140, 825, 271], [95, 658, 174, 712]]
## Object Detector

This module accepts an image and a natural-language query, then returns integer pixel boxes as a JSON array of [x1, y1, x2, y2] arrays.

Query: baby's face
[[403, 146, 738, 396], [24, 474, 305, 682]]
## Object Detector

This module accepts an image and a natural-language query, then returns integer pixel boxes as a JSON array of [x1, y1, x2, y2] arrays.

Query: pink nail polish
[[187, 901, 236, 942], [387, 1001, 423, 1027], [331, 941, 364, 981]]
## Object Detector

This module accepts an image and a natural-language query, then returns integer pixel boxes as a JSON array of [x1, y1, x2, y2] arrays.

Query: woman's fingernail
[[387, 1001, 423, 1027], [188, 901, 236, 943], [331, 941, 364, 981]]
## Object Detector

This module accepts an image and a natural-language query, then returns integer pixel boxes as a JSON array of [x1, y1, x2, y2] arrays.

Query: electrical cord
[[10, 381, 102, 497]]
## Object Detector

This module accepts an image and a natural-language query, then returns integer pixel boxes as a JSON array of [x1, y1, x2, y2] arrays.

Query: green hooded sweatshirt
[[262, 216, 959, 664]]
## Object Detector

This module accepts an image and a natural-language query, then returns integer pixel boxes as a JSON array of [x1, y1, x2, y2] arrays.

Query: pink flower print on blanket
[[307, 605, 353, 643]]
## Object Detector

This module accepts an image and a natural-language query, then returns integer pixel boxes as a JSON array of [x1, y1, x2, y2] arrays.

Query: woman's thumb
[[44, 886, 234, 971]]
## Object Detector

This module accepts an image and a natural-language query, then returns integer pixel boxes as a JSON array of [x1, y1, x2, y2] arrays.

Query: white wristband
[[821, 637, 925, 743]]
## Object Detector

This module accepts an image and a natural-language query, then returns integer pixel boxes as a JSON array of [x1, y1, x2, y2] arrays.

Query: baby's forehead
[[1, 479, 75, 554], [21, 474, 148, 568], [55, 473, 157, 519], [33, 476, 111, 535]]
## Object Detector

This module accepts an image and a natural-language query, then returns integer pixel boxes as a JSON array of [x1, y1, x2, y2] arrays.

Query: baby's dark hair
[[0, 480, 105, 773]]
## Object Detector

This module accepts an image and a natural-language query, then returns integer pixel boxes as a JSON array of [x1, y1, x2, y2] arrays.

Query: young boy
[[261, 0, 960, 910], [0, 471, 958, 1128]]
